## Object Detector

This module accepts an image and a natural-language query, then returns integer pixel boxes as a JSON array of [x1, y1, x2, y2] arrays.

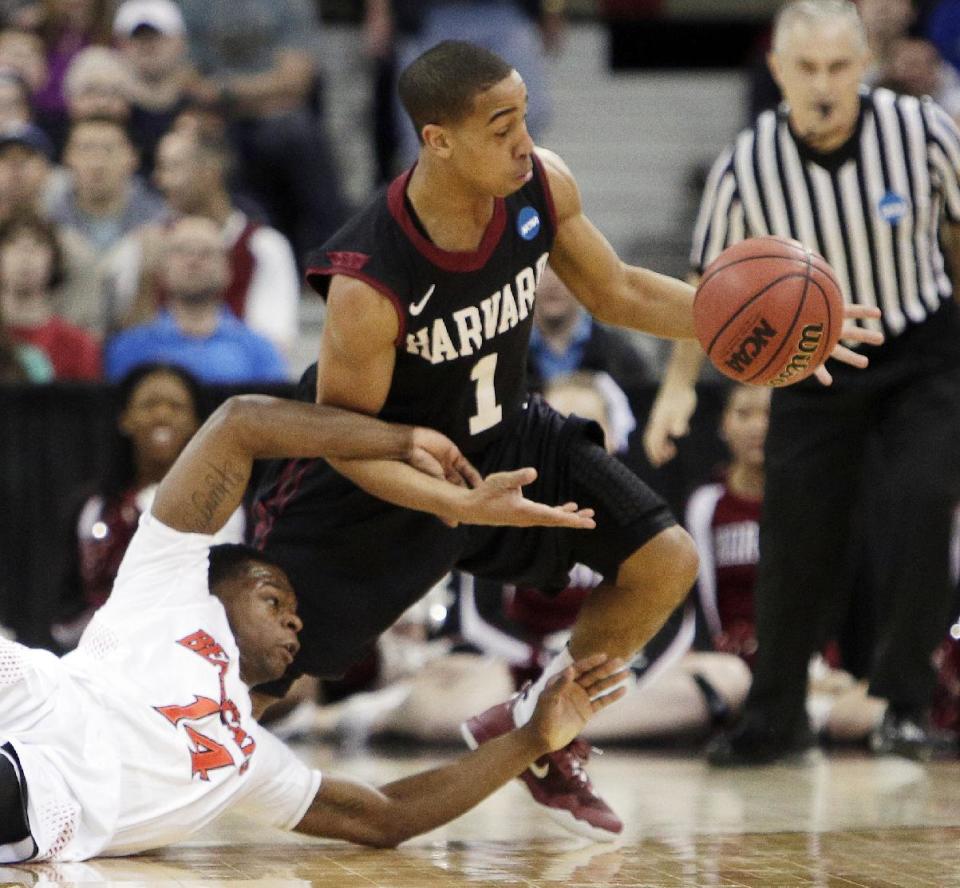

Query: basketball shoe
[[869, 708, 934, 761], [461, 687, 623, 842], [706, 709, 815, 767]]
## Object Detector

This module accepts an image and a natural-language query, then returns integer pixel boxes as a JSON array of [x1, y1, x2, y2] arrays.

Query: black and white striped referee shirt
[[691, 87, 960, 338]]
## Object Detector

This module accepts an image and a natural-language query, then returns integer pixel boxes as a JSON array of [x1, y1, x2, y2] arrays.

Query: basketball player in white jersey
[[0, 393, 624, 862]]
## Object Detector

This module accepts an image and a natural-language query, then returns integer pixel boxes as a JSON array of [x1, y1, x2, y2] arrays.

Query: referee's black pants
[[745, 304, 960, 731]]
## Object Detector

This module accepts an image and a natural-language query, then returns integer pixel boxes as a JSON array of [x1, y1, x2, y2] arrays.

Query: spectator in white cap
[[113, 0, 186, 39], [113, 0, 192, 176]]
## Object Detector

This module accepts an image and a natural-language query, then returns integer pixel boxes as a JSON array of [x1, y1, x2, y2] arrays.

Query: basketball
[[693, 236, 845, 386]]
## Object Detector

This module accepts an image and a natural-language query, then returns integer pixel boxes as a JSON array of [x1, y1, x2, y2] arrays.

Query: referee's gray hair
[[772, 0, 867, 55]]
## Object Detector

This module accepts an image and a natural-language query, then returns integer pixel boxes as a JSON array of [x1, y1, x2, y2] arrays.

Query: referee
[[644, 0, 960, 763]]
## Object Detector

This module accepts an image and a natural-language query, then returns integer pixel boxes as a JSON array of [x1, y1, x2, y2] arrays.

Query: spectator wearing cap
[[0, 210, 101, 380], [114, 0, 192, 177], [178, 0, 349, 260], [49, 117, 164, 256], [105, 215, 288, 384], [111, 127, 299, 356], [0, 120, 104, 331]]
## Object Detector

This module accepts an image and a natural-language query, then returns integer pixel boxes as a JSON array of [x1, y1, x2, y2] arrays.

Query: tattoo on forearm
[[190, 461, 246, 531]]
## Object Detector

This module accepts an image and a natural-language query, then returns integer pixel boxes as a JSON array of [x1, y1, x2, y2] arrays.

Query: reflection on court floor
[[4, 746, 960, 887]]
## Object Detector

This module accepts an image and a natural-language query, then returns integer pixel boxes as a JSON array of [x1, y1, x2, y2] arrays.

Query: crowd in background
[[0, 0, 345, 387], [0, 0, 959, 760]]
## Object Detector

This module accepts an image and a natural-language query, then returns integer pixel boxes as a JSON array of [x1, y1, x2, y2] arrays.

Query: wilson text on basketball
[[768, 324, 824, 386]]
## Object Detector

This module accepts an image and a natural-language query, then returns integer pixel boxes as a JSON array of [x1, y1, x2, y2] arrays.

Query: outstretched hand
[[456, 467, 596, 529], [813, 304, 884, 385], [529, 654, 629, 753]]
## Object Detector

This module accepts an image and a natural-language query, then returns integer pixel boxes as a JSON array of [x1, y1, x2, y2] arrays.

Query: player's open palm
[[462, 467, 596, 528], [529, 654, 629, 752]]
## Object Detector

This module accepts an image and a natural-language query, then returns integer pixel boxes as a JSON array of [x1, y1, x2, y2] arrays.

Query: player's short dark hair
[[208, 543, 291, 596], [398, 40, 514, 143]]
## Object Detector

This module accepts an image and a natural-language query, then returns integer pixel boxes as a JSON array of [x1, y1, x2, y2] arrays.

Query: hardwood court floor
[[4, 744, 960, 887]]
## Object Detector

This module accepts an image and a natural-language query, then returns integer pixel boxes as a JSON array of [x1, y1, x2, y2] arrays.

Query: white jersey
[[1, 513, 320, 861]]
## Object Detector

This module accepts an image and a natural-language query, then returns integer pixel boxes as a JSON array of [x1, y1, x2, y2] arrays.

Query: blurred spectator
[[0, 69, 31, 127], [113, 0, 191, 176], [0, 27, 48, 122], [543, 368, 636, 456], [43, 46, 134, 216], [861, 0, 916, 83], [527, 264, 653, 393], [366, 0, 562, 171], [0, 2, 42, 30], [883, 36, 960, 120], [0, 210, 101, 379], [105, 215, 288, 383], [0, 118, 52, 216], [49, 116, 164, 256], [51, 361, 244, 649], [62, 44, 131, 127], [115, 127, 299, 355], [0, 28, 45, 88], [178, 0, 348, 259], [0, 121, 104, 330], [686, 385, 769, 670], [33, 0, 114, 148]]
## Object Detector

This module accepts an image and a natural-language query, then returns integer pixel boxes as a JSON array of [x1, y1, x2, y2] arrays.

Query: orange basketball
[[693, 236, 844, 387]]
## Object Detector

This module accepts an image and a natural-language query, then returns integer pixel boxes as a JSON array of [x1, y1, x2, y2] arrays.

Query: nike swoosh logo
[[529, 760, 549, 779], [409, 284, 435, 316]]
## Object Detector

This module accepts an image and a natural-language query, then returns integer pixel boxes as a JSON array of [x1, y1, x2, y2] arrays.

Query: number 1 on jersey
[[469, 352, 502, 435]]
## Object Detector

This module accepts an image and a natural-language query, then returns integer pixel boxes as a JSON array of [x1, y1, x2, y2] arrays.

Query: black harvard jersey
[[305, 154, 557, 454]]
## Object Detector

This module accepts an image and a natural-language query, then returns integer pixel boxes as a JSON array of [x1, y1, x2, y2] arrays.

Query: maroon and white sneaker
[[461, 690, 623, 842]]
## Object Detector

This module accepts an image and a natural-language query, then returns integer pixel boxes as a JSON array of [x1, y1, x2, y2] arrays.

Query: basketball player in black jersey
[[252, 40, 875, 840]]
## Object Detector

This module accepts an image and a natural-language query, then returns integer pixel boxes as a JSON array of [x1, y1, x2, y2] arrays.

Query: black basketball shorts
[[257, 395, 675, 689]]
